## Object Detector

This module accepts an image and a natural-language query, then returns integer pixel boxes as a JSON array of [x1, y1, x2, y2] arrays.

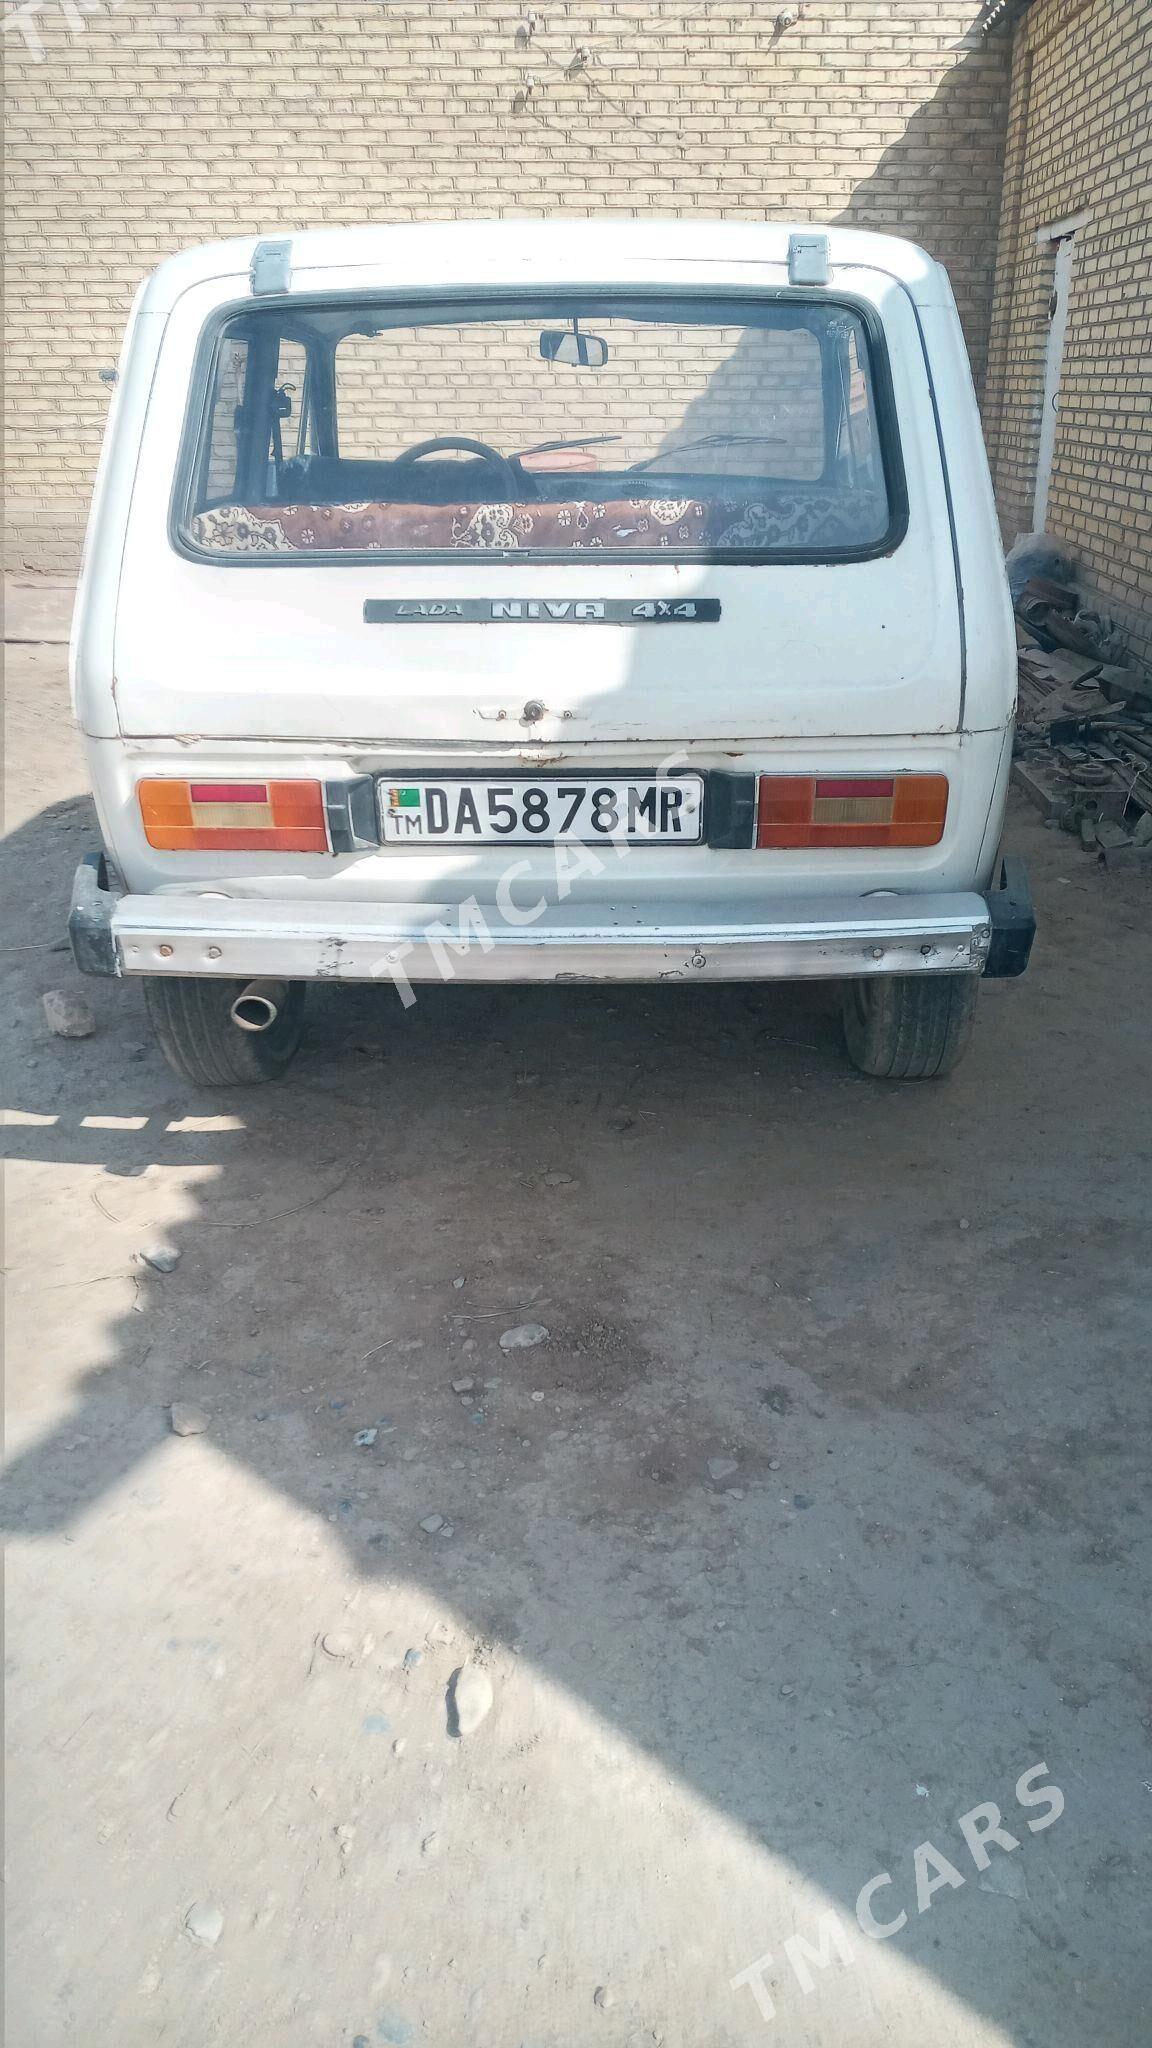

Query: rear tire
[[143, 976, 306, 1086], [841, 974, 977, 1080]]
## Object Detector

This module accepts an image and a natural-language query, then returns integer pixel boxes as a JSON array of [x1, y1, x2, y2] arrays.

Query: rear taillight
[[756, 774, 948, 849], [138, 779, 329, 852]]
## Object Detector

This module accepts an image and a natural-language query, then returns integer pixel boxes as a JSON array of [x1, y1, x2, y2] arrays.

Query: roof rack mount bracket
[[250, 238, 292, 297], [788, 232, 829, 287]]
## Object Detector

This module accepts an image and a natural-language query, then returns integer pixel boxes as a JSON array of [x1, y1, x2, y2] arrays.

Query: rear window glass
[[180, 295, 896, 562]]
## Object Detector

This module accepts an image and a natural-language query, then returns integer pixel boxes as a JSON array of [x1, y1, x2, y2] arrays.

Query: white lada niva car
[[69, 220, 1034, 1085]]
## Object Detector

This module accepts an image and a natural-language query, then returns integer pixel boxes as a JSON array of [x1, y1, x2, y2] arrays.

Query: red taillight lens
[[138, 779, 329, 852], [756, 774, 948, 848]]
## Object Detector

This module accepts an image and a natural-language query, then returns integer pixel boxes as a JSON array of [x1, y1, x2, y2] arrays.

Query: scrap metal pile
[[1012, 566, 1152, 868]]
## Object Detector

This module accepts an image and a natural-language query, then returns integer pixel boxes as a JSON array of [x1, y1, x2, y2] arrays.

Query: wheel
[[142, 976, 306, 1085], [840, 974, 978, 1080]]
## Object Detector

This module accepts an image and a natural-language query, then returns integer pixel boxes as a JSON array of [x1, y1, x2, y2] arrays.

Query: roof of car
[[138, 219, 945, 314]]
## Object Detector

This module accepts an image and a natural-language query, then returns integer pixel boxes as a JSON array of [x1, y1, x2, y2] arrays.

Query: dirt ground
[[5, 597, 1152, 2048]]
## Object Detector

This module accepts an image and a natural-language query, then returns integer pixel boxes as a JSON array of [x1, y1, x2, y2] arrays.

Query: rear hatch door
[[113, 264, 961, 744]]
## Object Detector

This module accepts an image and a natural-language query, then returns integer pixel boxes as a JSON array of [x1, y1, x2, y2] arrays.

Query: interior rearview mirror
[[539, 327, 609, 368]]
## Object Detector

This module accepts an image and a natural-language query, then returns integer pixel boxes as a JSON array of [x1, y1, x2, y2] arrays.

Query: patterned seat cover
[[190, 489, 885, 555]]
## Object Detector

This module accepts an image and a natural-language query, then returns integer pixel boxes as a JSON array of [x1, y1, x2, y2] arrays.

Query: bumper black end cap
[[69, 851, 121, 978], [983, 854, 1035, 978]]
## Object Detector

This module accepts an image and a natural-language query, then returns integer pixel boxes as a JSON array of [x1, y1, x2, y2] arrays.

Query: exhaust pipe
[[230, 979, 287, 1033]]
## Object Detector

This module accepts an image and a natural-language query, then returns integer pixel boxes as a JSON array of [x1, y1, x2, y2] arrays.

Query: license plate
[[377, 775, 704, 845]]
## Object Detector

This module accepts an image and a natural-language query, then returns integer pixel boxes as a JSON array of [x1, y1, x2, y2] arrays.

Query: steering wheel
[[391, 436, 519, 498]]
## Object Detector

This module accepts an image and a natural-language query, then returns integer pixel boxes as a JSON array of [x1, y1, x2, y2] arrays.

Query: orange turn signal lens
[[138, 778, 329, 852], [756, 773, 948, 848]]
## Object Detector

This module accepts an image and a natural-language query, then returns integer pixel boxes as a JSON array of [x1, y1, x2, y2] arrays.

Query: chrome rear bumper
[[70, 858, 999, 991]]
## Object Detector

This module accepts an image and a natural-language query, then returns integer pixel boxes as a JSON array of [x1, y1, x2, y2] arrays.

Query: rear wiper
[[628, 433, 787, 472], [515, 433, 623, 457]]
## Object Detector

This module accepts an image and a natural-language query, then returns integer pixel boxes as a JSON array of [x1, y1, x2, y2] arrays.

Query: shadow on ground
[[5, 783, 1152, 2045]]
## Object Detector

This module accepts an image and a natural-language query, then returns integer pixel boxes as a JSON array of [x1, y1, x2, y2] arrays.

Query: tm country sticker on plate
[[378, 776, 704, 845]]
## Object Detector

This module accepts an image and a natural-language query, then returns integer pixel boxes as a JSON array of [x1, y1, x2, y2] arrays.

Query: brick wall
[[329, 316, 830, 472], [984, 0, 1152, 662], [206, 308, 839, 490], [4, 1, 1009, 574]]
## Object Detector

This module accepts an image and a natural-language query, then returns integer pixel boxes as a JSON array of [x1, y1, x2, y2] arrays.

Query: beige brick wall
[[208, 311, 839, 492], [984, 0, 1152, 663], [3, 1, 1010, 572]]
